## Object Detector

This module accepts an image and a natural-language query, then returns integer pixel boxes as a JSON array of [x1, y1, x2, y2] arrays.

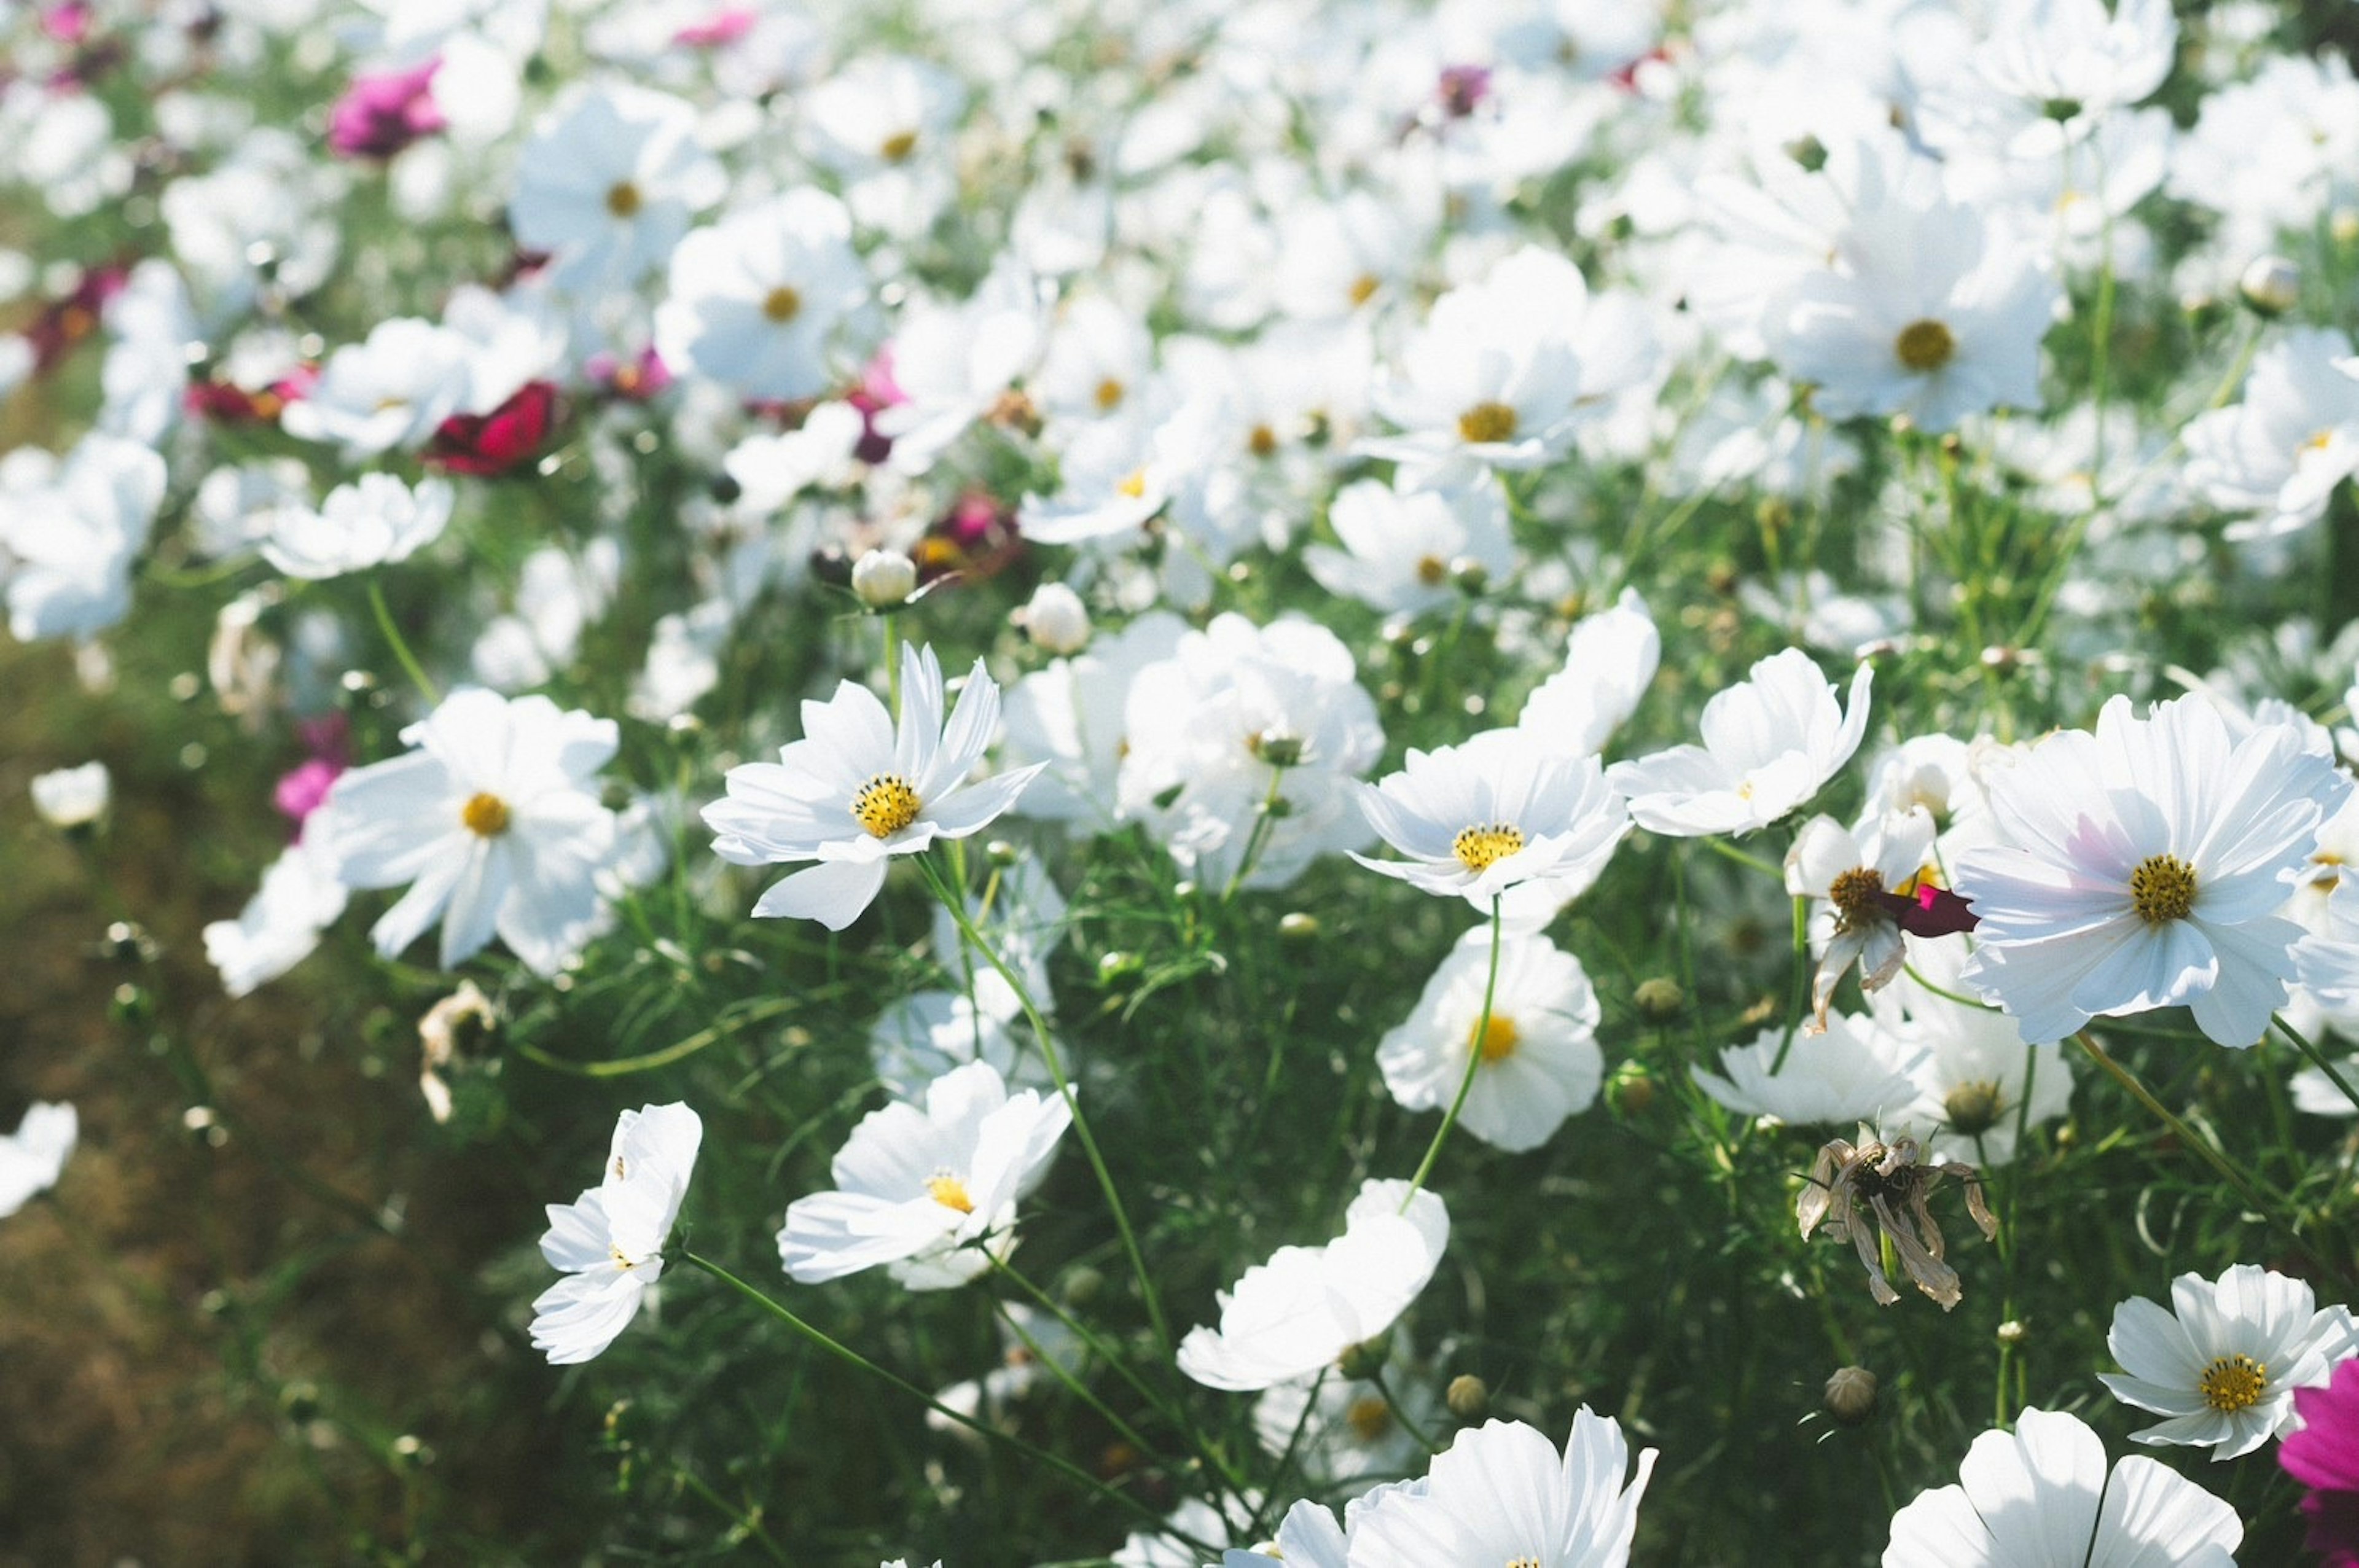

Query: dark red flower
[[1872, 882, 1979, 939], [425, 381, 563, 476], [25, 264, 127, 375]]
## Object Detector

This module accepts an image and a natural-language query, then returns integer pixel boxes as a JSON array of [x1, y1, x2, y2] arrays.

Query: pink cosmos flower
[[327, 60, 446, 162], [2284, 1357, 2359, 1566]]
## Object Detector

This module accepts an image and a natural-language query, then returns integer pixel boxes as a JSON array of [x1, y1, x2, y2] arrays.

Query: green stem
[[2275, 1013, 2359, 1114], [674, 1465, 791, 1566], [918, 856, 1175, 1354], [1368, 1367, 1441, 1456], [366, 578, 440, 704], [1221, 765, 1289, 903], [1403, 897, 1504, 1201], [883, 612, 902, 717], [681, 1252, 1199, 1547]]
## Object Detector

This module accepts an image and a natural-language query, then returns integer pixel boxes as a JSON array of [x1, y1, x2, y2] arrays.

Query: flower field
[[13, 1, 2359, 1564]]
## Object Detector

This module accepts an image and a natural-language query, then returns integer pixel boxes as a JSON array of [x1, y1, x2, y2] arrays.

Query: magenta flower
[[2284, 1357, 2359, 1566], [327, 60, 445, 161]]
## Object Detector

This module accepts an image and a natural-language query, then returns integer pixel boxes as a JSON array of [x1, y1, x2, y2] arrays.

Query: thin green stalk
[[681, 1252, 1199, 1547], [674, 1465, 791, 1566], [367, 578, 441, 704], [1698, 836, 1782, 879], [1403, 896, 1504, 1201], [1767, 894, 1811, 1075], [918, 855, 1175, 1352], [1221, 765, 1289, 902], [2275, 1013, 2359, 1115], [882, 611, 902, 716], [1367, 1367, 1441, 1456]]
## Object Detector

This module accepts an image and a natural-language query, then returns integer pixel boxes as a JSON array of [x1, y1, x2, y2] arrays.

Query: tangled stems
[[915, 852, 1176, 1354], [1402, 894, 1504, 1204], [2073, 1032, 2359, 1293], [680, 1252, 1207, 1548]]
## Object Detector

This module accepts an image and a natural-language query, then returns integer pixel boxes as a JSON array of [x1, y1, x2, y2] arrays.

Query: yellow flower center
[[1471, 1013, 1521, 1063], [1344, 1395, 1393, 1441], [1248, 423, 1278, 457], [2129, 854, 2197, 924], [1347, 273, 1380, 306], [461, 792, 512, 837], [762, 286, 803, 324], [605, 181, 643, 218], [1093, 377, 1125, 410], [608, 1242, 639, 1271], [1415, 555, 1449, 586], [926, 1172, 974, 1213], [1894, 318, 1957, 372], [1452, 822, 1525, 873], [1828, 865, 1887, 926], [1456, 402, 1519, 444], [878, 129, 919, 163], [2198, 1353, 2267, 1413], [851, 774, 922, 838], [1117, 468, 1149, 499]]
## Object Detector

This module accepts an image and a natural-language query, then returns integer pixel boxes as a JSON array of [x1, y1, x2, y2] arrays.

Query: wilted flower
[[1798, 1130, 1995, 1311]]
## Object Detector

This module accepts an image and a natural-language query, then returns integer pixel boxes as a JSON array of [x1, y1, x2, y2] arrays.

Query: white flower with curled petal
[[1177, 1179, 1449, 1392], [703, 642, 1045, 932], [1519, 590, 1660, 759], [778, 1061, 1071, 1291], [530, 1102, 703, 1364], [308, 688, 624, 975], [1349, 1411, 1656, 1568], [1606, 649, 1873, 837], [1882, 1407, 2240, 1566], [1353, 727, 1629, 908]]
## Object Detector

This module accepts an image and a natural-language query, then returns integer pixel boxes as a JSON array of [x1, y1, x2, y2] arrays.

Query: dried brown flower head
[[1798, 1130, 1997, 1311]]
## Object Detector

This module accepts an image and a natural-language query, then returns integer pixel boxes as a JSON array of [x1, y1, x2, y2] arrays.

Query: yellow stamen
[[461, 793, 512, 837], [926, 1173, 974, 1213], [1456, 402, 1519, 444], [1247, 424, 1278, 458], [1117, 468, 1149, 499], [762, 286, 803, 324], [878, 130, 918, 163], [2129, 854, 2197, 924], [1415, 555, 1449, 586], [1452, 822, 1524, 873], [1093, 377, 1125, 411], [851, 774, 922, 839], [1894, 319, 1956, 372], [1347, 273, 1380, 306], [1471, 1014, 1521, 1063], [2198, 1353, 2267, 1413], [1828, 865, 1886, 927], [605, 181, 643, 218], [1344, 1395, 1393, 1441]]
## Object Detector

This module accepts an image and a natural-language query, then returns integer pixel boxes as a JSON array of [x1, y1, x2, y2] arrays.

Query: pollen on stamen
[[1828, 865, 1887, 926], [1894, 318, 1957, 372], [2198, 1353, 2267, 1413], [1344, 1395, 1393, 1441], [461, 792, 512, 837], [762, 285, 803, 324], [1452, 822, 1525, 872], [2129, 853, 2197, 924], [1470, 1013, 1521, 1063], [604, 181, 643, 218], [1456, 401, 1519, 444], [926, 1172, 974, 1213], [851, 774, 922, 839]]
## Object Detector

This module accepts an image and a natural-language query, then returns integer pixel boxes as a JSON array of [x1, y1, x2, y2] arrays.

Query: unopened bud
[[1943, 1079, 2006, 1137], [1020, 581, 1092, 654], [1997, 1319, 2029, 1347], [1823, 1365, 1877, 1425], [1446, 1374, 1490, 1421], [30, 762, 109, 830], [1277, 911, 1320, 945], [1251, 731, 1305, 768], [1633, 977, 1684, 1021], [1336, 1335, 1391, 1380], [985, 839, 1020, 867], [2239, 254, 2301, 317], [1449, 556, 1490, 594], [851, 548, 918, 609], [1608, 1063, 1656, 1116]]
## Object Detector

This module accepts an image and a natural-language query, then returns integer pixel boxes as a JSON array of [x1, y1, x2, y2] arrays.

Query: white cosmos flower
[[702, 642, 1044, 931], [1785, 806, 1938, 1028], [1001, 611, 1189, 833], [1518, 590, 1661, 759], [509, 83, 725, 295], [1882, 1407, 2240, 1567], [2182, 329, 2359, 543], [1870, 941, 2075, 1166], [1304, 472, 1514, 618], [29, 761, 110, 829], [654, 187, 872, 402], [260, 474, 455, 580], [1177, 1179, 1449, 1392], [280, 317, 477, 458], [778, 1060, 1071, 1291], [1349, 1411, 1656, 1568], [2100, 1263, 2359, 1462], [1606, 649, 1874, 837], [868, 989, 1037, 1101], [1692, 1013, 1928, 1128], [1354, 728, 1629, 907], [1955, 694, 2351, 1047], [204, 838, 350, 999], [310, 688, 624, 975], [0, 1102, 77, 1219], [1218, 1499, 1349, 1568], [874, 254, 1048, 474], [1774, 193, 2059, 434], [1377, 927, 1603, 1153], [1974, 0, 2177, 123], [2, 432, 164, 643], [530, 1102, 702, 1364]]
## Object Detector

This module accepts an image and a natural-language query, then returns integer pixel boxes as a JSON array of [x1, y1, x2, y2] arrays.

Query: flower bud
[[1822, 1365, 1877, 1425], [2239, 255, 2301, 317], [1942, 1078, 2006, 1137], [1633, 977, 1684, 1021], [1996, 1319, 2029, 1347], [985, 838, 1020, 867], [1608, 1063, 1656, 1116], [1445, 1374, 1490, 1421], [1021, 581, 1091, 654], [1277, 911, 1320, 945], [30, 762, 109, 830], [851, 547, 918, 609], [1336, 1335, 1391, 1380]]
